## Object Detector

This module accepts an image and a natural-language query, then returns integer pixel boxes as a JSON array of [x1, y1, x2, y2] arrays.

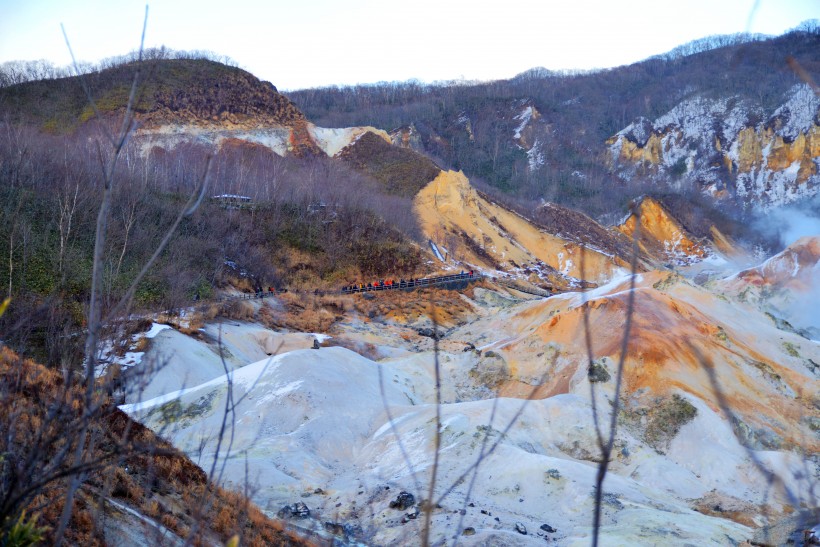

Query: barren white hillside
[[135, 123, 389, 157], [122, 246, 819, 545]]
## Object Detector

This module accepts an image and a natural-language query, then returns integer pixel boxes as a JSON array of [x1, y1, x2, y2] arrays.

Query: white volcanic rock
[[608, 84, 820, 209], [122, 256, 819, 545], [134, 123, 389, 158]]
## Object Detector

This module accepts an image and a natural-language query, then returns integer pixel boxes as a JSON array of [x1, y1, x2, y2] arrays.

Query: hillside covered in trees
[[289, 25, 820, 218]]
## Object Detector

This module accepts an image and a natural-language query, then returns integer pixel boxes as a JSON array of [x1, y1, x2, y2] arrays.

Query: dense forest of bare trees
[[0, 122, 423, 367], [289, 25, 819, 218]]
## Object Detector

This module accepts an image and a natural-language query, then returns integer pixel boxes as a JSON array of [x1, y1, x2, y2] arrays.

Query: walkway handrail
[[188, 271, 549, 306], [341, 272, 483, 295]]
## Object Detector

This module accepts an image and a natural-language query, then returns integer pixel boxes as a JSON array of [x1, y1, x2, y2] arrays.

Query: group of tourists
[[341, 270, 475, 294], [246, 287, 287, 299], [228, 271, 478, 301]]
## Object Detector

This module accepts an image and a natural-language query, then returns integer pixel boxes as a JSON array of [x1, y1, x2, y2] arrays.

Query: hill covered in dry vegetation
[[0, 346, 306, 546]]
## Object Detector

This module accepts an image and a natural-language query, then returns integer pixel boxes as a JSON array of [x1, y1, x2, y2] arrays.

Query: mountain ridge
[[289, 27, 820, 217]]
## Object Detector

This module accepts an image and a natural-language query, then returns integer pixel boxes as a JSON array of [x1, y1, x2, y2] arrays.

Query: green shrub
[[2, 511, 49, 547], [643, 394, 698, 450]]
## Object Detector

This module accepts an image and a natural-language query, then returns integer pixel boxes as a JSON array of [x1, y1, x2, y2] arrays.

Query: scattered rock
[[588, 360, 611, 383], [277, 502, 310, 519], [314, 488, 325, 495], [515, 522, 527, 535], [405, 506, 420, 520], [805, 524, 820, 545], [390, 491, 416, 511], [471, 351, 510, 387], [540, 523, 557, 533], [462, 527, 476, 536], [463, 342, 476, 352], [417, 327, 442, 340], [731, 416, 784, 450], [312, 338, 321, 349], [602, 493, 624, 510]]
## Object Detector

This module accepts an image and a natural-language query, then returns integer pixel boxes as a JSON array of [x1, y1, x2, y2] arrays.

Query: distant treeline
[[0, 47, 239, 88]]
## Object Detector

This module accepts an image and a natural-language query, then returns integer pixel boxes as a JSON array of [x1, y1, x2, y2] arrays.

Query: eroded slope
[[413, 170, 630, 287]]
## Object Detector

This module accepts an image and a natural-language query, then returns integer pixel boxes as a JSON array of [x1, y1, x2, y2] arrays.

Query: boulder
[[389, 491, 416, 510], [277, 502, 310, 519]]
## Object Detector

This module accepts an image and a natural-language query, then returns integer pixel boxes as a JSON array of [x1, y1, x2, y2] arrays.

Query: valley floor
[[118, 257, 820, 546]]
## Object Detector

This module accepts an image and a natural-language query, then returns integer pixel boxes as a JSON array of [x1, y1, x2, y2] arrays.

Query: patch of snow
[[211, 194, 251, 200], [145, 323, 171, 339], [121, 352, 288, 414], [309, 125, 390, 157], [619, 116, 653, 145], [772, 84, 820, 140], [513, 106, 533, 140], [429, 240, 445, 262], [526, 139, 545, 171], [105, 498, 182, 545]]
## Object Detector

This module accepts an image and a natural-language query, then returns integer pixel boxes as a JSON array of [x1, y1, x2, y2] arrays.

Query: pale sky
[[0, 0, 816, 90]]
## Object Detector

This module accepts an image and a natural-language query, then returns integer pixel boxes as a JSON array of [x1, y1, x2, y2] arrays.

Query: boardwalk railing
[[189, 272, 548, 306], [342, 273, 482, 294]]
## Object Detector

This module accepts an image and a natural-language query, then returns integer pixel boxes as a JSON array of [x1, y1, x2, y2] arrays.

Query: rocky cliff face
[[607, 84, 820, 209], [135, 61, 306, 130], [616, 196, 709, 265], [413, 170, 629, 287]]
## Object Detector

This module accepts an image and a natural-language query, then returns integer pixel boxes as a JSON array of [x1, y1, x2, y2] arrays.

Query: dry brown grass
[[0, 347, 308, 546], [349, 286, 476, 328], [257, 292, 355, 333]]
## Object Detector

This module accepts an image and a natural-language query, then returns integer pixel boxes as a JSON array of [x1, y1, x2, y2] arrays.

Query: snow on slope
[[308, 125, 391, 157], [124, 322, 329, 404]]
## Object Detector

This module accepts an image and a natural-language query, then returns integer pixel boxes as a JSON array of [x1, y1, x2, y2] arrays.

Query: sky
[[0, 0, 817, 90]]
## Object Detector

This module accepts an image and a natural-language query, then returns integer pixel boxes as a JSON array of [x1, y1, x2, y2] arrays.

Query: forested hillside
[[0, 124, 423, 366], [289, 25, 819, 217]]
